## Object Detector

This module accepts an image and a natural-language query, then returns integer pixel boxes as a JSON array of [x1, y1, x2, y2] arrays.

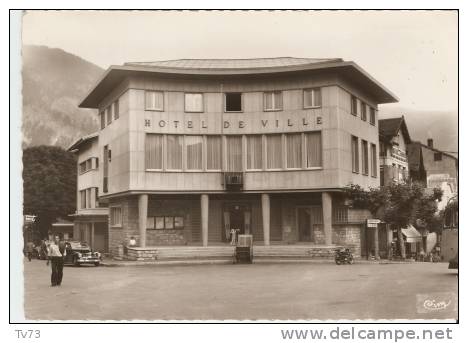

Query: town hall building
[[76, 57, 398, 259]]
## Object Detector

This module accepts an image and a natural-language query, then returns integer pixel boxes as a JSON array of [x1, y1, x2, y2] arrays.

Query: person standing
[[48, 235, 67, 286], [25, 241, 35, 261]]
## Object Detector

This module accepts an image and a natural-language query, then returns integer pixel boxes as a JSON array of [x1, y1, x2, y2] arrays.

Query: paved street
[[23, 259, 457, 321]]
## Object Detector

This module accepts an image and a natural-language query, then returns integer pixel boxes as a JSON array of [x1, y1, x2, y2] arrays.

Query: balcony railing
[[223, 172, 243, 191]]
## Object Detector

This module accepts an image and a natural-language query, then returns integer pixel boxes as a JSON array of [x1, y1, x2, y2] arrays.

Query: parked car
[[64, 241, 101, 266], [448, 252, 458, 270]]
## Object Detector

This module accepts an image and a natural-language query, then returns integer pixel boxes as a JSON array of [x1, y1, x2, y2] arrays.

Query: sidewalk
[[100, 257, 417, 267]]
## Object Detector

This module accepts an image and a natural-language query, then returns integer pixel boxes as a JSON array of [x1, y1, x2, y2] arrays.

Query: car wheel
[[335, 259, 341, 265], [94, 262, 100, 267], [73, 256, 80, 267]]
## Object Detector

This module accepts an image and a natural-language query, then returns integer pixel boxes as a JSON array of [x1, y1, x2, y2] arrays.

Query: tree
[[23, 146, 77, 238], [344, 182, 442, 259]]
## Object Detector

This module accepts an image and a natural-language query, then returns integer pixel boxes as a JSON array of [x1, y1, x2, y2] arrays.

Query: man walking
[[48, 235, 67, 286], [25, 241, 35, 261]]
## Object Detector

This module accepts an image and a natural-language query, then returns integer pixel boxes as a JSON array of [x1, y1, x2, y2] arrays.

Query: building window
[[303, 88, 322, 108], [164, 216, 174, 229], [226, 136, 243, 171], [94, 187, 99, 207], [286, 133, 302, 168], [155, 216, 164, 229], [361, 101, 367, 121], [185, 135, 203, 170], [246, 135, 263, 170], [146, 217, 155, 229], [306, 132, 322, 168], [351, 95, 358, 116], [206, 136, 222, 170], [145, 91, 164, 111], [149, 216, 184, 230], [106, 106, 112, 125], [184, 93, 203, 112], [362, 140, 369, 175], [145, 134, 163, 170], [371, 143, 377, 177], [80, 190, 86, 209], [166, 135, 183, 170], [225, 93, 242, 112], [434, 152, 442, 161], [113, 99, 119, 120], [100, 111, 105, 129], [379, 142, 386, 157], [266, 134, 283, 169], [79, 157, 98, 174], [351, 135, 359, 173], [79, 161, 86, 174], [110, 207, 122, 227], [370, 108, 376, 125], [264, 91, 283, 111]]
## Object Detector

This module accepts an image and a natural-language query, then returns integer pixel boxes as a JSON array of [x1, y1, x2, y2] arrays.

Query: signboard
[[24, 215, 36, 223], [366, 219, 380, 228]]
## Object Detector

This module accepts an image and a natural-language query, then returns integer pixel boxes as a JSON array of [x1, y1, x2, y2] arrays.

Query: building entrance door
[[298, 208, 312, 242], [297, 206, 322, 242], [222, 203, 251, 243]]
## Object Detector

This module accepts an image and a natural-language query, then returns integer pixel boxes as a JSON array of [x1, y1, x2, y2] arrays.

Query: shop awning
[[402, 225, 422, 243]]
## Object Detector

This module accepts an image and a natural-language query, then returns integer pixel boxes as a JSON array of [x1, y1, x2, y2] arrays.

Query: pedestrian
[[129, 236, 137, 247], [25, 241, 35, 261], [40, 239, 48, 260], [230, 228, 237, 245], [48, 235, 67, 287]]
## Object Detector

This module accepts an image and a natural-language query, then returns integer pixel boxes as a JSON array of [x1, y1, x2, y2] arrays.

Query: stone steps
[[127, 245, 342, 262]]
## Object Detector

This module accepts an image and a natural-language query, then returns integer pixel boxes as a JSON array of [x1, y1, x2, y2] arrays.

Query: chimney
[[427, 138, 434, 148]]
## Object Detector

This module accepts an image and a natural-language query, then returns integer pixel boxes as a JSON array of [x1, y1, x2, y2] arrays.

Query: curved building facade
[[78, 57, 398, 257]]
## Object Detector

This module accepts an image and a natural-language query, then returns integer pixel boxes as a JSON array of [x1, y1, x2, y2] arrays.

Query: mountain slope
[[22, 45, 104, 148], [379, 106, 458, 154]]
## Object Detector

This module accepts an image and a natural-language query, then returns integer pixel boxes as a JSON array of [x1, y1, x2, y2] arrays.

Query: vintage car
[[64, 241, 101, 266], [448, 252, 458, 270]]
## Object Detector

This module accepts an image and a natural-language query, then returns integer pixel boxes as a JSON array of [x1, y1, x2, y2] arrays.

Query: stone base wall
[[332, 224, 363, 256]]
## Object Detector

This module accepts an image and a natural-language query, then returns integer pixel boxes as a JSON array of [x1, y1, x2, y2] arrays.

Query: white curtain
[[185, 93, 203, 112], [371, 144, 377, 177], [226, 136, 243, 171], [206, 136, 222, 170], [304, 88, 321, 107], [264, 91, 282, 110], [306, 132, 322, 168], [145, 91, 164, 110], [267, 134, 282, 169], [247, 135, 262, 170], [167, 135, 183, 170], [286, 133, 302, 168], [362, 140, 369, 174], [185, 135, 203, 170], [145, 134, 163, 169]]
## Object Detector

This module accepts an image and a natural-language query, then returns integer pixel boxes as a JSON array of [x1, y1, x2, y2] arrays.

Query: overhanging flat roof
[[79, 59, 399, 108]]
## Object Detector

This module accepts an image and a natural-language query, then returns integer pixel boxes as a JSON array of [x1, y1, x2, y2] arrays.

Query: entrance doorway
[[296, 206, 322, 242], [298, 208, 311, 241], [222, 203, 251, 242]]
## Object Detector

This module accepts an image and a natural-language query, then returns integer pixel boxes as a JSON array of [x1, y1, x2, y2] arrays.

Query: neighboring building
[[378, 116, 411, 186], [68, 132, 109, 253], [50, 218, 74, 240], [408, 139, 458, 211], [78, 57, 398, 258]]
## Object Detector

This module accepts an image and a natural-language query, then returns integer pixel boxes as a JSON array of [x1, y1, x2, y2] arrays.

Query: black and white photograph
[[10, 9, 459, 329]]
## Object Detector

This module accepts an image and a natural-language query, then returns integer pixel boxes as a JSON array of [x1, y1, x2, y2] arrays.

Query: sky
[[21, 10, 458, 112]]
